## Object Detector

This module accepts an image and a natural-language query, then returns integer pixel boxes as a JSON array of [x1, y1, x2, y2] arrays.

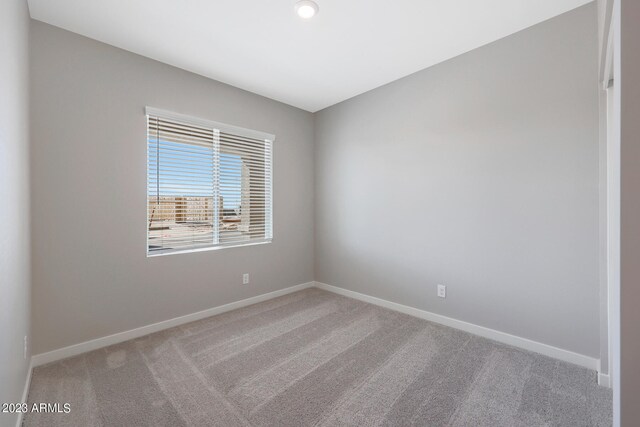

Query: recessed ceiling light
[[295, 0, 319, 19]]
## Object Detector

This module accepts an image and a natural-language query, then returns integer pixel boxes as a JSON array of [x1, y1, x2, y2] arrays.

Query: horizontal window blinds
[[147, 109, 273, 255]]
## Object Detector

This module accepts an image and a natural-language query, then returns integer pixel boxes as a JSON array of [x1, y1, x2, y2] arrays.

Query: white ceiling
[[27, 0, 592, 112]]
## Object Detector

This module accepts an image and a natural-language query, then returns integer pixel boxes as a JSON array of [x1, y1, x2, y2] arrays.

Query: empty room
[[2, 0, 640, 426]]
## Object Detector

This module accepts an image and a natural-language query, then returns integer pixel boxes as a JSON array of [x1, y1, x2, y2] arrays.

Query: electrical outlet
[[242, 273, 250, 285], [23, 336, 28, 360], [437, 284, 446, 299]]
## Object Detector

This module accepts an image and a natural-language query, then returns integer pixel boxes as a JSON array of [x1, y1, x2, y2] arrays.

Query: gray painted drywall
[[620, 0, 640, 424], [30, 21, 315, 354], [0, 0, 31, 426], [314, 4, 600, 358]]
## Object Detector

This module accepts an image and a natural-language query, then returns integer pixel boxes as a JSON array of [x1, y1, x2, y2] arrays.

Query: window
[[146, 108, 273, 255]]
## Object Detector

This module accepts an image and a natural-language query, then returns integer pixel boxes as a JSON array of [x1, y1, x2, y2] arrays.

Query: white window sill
[[147, 239, 272, 258]]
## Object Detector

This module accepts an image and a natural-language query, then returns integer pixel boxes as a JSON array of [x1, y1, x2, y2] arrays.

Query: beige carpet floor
[[24, 288, 612, 426]]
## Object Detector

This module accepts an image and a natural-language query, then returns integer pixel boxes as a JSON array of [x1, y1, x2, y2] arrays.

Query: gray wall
[[314, 4, 600, 358], [620, 0, 640, 423], [30, 22, 315, 354], [0, 0, 31, 426]]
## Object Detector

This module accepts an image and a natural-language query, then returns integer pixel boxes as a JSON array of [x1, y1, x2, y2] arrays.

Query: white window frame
[[145, 107, 274, 257]]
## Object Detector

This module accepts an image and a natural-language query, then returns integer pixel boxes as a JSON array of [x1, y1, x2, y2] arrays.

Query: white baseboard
[[30, 279, 602, 378], [314, 281, 600, 371], [598, 372, 611, 388], [16, 358, 33, 427], [32, 281, 315, 367]]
